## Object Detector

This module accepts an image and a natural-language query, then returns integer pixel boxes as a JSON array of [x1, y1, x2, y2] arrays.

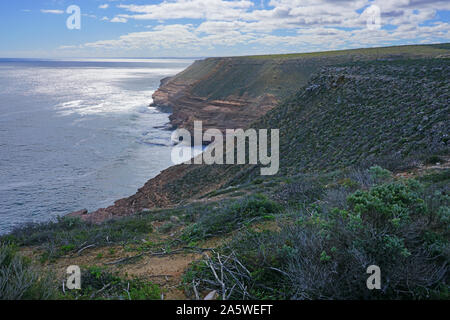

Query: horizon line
[[1, 41, 449, 61]]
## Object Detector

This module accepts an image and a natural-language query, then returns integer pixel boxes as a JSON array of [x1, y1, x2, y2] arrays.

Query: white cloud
[[56, 0, 450, 56], [41, 9, 64, 14], [83, 24, 200, 49], [99, 4, 109, 9], [111, 17, 128, 23], [117, 0, 254, 21]]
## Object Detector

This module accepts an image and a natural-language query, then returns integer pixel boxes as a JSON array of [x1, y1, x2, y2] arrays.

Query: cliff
[[70, 43, 449, 222], [151, 44, 450, 135]]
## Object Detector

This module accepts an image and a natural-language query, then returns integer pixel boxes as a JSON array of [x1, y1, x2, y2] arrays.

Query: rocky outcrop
[[74, 44, 450, 224], [72, 162, 233, 224], [151, 77, 278, 136], [67, 209, 88, 218]]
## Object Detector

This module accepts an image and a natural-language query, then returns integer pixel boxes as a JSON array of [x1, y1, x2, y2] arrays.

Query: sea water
[[0, 58, 192, 234]]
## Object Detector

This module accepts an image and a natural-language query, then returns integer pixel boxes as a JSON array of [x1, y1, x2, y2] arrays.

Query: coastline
[[66, 60, 281, 223], [66, 43, 450, 224]]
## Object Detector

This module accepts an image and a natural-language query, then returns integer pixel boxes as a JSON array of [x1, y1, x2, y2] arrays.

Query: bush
[[0, 243, 56, 300], [5, 215, 155, 260], [275, 175, 325, 206], [129, 280, 161, 300], [63, 266, 161, 300], [187, 179, 449, 300], [425, 155, 444, 165], [346, 180, 425, 230], [368, 166, 392, 183], [182, 194, 282, 241]]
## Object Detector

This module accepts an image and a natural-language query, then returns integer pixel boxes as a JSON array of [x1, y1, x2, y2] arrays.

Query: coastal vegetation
[[1, 44, 449, 300]]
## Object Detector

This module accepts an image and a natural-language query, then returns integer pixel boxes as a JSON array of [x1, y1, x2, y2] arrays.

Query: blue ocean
[[0, 58, 192, 234]]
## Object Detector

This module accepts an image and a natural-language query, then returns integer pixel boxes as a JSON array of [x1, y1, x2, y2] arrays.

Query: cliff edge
[[151, 44, 450, 134], [71, 44, 449, 223]]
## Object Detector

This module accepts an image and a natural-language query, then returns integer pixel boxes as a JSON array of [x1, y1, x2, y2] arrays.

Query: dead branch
[[104, 246, 213, 265], [90, 282, 111, 299], [76, 244, 96, 256]]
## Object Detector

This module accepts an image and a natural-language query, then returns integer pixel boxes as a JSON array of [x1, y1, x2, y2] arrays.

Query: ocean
[[0, 58, 193, 234]]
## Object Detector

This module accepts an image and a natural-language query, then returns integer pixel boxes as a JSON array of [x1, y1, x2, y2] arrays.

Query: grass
[[419, 169, 450, 184], [171, 43, 449, 102], [2, 214, 157, 261], [2, 166, 448, 300], [0, 193, 284, 260], [244, 43, 450, 60]]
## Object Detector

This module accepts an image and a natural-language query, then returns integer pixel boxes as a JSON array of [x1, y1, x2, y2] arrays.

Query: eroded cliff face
[[148, 53, 377, 134], [149, 55, 335, 135], [70, 44, 450, 223], [68, 162, 238, 223], [151, 75, 278, 135]]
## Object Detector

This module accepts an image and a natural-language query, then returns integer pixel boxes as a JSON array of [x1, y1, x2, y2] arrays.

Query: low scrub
[[186, 178, 449, 300], [4, 215, 155, 260], [63, 266, 161, 300], [0, 243, 56, 300], [182, 194, 282, 242]]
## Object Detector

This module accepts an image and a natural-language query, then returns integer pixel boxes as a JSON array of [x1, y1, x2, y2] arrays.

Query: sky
[[0, 0, 449, 58]]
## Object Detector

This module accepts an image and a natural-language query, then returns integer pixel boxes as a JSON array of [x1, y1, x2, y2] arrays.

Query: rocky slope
[[71, 44, 450, 223], [151, 44, 450, 135], [151, 58, 287, 135]]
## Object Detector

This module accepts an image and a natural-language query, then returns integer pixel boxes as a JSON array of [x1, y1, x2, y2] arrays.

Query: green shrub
[[4, 215, 155, 260], [182, 194, 282, 241], [368, 166, 392, 183], [0, 243, 57, 300], [425, 155, 444, 165], [347, 181, 425, 229], [187, 180, 449, 300], [129, 280, 161, 300], [63, 266, 161, 300]]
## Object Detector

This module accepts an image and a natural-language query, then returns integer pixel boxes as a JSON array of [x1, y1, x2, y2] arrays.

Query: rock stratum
[[150, 59, 289, 134], [150, 44, 450, 134]]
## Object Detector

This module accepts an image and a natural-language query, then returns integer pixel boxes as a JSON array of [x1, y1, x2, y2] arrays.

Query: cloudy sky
[[1, 0, 449, 58]]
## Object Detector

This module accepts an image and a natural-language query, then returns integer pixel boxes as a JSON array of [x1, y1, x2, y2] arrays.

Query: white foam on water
[[3, 65, 185, 116], [56, 89, 156, 116]]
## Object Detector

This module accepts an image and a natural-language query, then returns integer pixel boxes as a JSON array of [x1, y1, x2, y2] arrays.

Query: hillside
[[77, 46, 450, 222], [235, 57, 449, 179], [152, 44, 450, 135]]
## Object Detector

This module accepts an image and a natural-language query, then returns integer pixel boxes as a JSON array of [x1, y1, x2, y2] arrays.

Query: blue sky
[[1, 0, 449, 58]]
